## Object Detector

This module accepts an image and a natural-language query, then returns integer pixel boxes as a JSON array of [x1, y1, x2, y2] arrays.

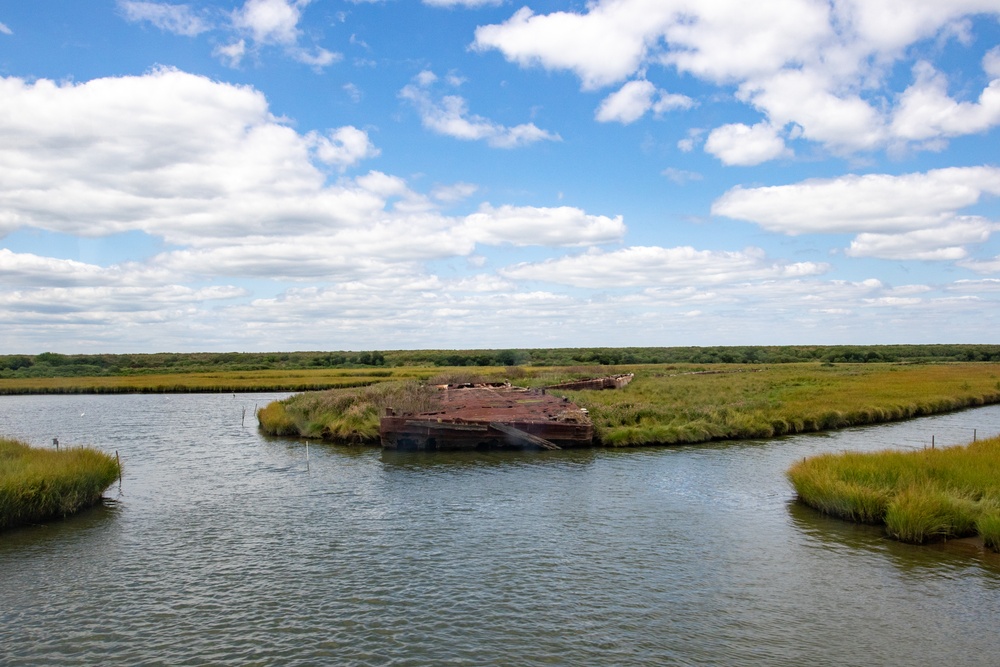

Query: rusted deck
[[379, 384, 593, 451], [545, 373, 634, 391]]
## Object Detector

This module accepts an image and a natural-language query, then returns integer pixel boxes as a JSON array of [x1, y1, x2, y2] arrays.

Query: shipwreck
[[379, 374, 632, 451]]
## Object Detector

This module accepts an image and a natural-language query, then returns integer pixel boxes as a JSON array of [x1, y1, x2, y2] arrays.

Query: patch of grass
[[0, 438, 120, 530], [788, 436, 1000, 549]]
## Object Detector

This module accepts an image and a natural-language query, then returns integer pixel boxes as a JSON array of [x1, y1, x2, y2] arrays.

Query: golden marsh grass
[[1, 438, 120, 530], [259, 362, 1000, 447], [788, 436, 1000, 549]]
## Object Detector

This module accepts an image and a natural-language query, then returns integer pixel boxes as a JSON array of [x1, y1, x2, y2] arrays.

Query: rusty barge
[[379, 375, 632, 451]]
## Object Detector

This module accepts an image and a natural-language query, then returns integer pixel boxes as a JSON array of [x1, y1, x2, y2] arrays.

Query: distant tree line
[[2, 345, 1000, 379]]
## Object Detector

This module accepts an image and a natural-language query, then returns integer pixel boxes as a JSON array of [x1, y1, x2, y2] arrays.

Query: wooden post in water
[[932, 435, 935, 449], [974, 429, 977, 442], [116, 450, 122, 494], [242, 407, 246, 427], [306, 442, 310, 472]]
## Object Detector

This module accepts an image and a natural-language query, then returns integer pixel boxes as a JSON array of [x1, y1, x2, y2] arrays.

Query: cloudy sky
[[1, 0, 1000, 353]]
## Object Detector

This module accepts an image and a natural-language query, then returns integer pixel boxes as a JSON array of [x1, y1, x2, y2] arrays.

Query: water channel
[[2, 393, 1000, 666]]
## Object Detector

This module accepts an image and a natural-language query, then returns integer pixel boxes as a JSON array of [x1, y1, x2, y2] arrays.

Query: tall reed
[[0, 438, 120, 530], [788, 436, 1000, 549]]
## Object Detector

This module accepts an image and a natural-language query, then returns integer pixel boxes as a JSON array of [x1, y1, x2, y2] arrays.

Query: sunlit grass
[[259, 362, 1000, 446], [565, 363, 1000, 445], [0, 438, 120, 530], [788, 436, 1000, 548]]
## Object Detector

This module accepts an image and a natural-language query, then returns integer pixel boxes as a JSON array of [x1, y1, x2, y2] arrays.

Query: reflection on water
[[2, 395, 1000, 666]]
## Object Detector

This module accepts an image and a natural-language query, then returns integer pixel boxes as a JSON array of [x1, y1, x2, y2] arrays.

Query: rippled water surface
[[3, 394, 1000, 666]]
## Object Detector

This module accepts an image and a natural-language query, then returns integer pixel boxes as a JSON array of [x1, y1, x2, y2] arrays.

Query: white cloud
[[214, 40, 247, 67], [985, 46, 1000, 78], [431, 182, 479, 203], [704, 122, 790, 166], [958, 256, 1000, 274], [595, 79, 694, 124], [399, 71, 561, 148], [500, 246, 828, 288], [118, 1, 211, 36], [462, 204, 625, 247], [0, 22, 13, 36], [891, 61, 1000, 141], [846, 218, 997, 260], [232, 0, 302, 45], [0, 69, 623, 290], [475, 0, 1000, 156], [309, 126, 380, 171], [713, 167, 1000, 261], [0, 250, 122, 287], [712, 167, 1000, 234], [474, 6, 674, 91]]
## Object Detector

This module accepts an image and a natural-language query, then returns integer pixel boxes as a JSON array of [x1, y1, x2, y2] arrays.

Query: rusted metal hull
[[379, 385, 594, 451], [545, 373, 634, 391]]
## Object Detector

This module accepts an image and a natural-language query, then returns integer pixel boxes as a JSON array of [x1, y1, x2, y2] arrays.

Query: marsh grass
[[0, 438, 120, 530], [788, 436, 1000, 548], [259, 362, 1000, 446], [565, 362, 1000, 445], [258, 381, 443, 443]]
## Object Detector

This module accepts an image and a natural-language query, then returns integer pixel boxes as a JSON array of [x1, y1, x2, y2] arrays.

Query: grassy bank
[[1, 438, 120, 530], [788, 436, 1000, 550], [258, 362, 1000, 446], [564, 362, 1000, 445]]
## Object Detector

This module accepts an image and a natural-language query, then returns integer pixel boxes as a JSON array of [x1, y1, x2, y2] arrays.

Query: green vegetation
[[3, 344, 1000, 384], [259, 381, 442, 442], [788, 436, 1000, 550], [258, 362, 1000, 447], [562, 362, 1000, 445], [1, 438, 120, 530]]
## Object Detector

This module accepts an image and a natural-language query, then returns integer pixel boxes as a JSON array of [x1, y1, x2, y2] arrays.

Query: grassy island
[[788, 436, 1000, 550], [258, 362, 1000, 446], [0, 438, 120, 530]]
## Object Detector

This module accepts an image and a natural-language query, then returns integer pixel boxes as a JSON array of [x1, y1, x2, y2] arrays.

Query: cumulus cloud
[[891, 61, 1000, 141], [474, 0, 1000, 161], [500, 246, 828, 288], [232, 0, 302, 45], [118, 1, 210, 36], [399, 71, 561, 148], [712, 166, 1000, 260], [704, 122, 790, 165], [309, 126, 380, 171], [0, 69, 621, 284], [0, 22, 13, 36], [462, 205, 625, 247], [594, 80, 694, 124]]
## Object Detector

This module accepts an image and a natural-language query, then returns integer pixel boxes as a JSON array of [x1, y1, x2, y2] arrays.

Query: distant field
[[0, 367, 438, 394]]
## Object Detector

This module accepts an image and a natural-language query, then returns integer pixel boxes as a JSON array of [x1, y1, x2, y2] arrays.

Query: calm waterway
[[2, 393, 1000, 666]]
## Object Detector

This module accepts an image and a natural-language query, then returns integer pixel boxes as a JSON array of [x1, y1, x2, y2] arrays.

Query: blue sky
[[1, 0, 1000, 353]]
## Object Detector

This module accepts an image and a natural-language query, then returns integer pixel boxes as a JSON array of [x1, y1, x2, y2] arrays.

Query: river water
[[2, 393, 1000, 666]]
